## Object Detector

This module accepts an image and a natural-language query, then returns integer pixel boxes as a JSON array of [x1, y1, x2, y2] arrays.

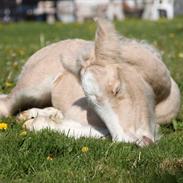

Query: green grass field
[[0, 17, 183, 183]]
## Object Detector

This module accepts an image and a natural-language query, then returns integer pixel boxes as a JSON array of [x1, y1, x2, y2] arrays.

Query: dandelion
[[0, 123, 8, 130], [19, 48, 25, 56], [169, 33, 175, 38], [5, 81, 14, 87], [81, 146, 89, 153], [153, 41, 158, 46], [178, 53, 183, 59], [13, 62, 18, 68], [47, 155, 54, 161], [19, 131, 27, 136]]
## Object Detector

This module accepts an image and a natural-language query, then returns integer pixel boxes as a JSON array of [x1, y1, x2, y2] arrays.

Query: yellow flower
[[5, 82, 14, 87], [47, 155, 54, 161], [81, 146, 89, 153], [0, 123, 8, 130], [178, 53, 183, 59], [19, 49, 25, 56], [19, 131, 27, 136], [169, 33, 175, 38]]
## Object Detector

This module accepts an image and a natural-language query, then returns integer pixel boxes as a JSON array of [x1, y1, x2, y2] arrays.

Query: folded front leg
[[23, 116, 109, 139], [17, 107, 63, 122]]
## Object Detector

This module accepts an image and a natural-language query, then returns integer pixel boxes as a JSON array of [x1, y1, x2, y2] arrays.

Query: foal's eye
[[114, 86, 121, 96], [109, 80, 121, 97]]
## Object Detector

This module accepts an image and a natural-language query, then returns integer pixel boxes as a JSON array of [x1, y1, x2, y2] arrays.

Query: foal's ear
[[94, 18, 122, 65], [60, 52, 91, 76]]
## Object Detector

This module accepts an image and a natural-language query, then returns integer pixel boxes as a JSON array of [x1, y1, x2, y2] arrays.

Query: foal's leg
[[0, 47, 63, 117], [0, 69, 62, 118], [17, 107, 64, 122], [23, 116, 109, 139]]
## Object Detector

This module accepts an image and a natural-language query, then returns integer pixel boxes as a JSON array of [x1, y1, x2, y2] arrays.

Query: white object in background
[[106, 0, 125, 20], [34, 1, 45, 15], [34, 1, 56, 24], [75, 0, 109, 22], [143, 0, 174, 20], [57, 0, 75, 23]]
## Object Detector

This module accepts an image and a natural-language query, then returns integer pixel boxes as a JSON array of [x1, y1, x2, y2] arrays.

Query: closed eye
[[114, 86, 121, 96]]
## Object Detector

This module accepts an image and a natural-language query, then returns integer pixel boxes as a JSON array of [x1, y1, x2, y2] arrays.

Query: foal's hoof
[[23, 117, 52, 131], [22, 118, 35, 131], [22, 115, 63, 132], [17, 111, 34, 122]]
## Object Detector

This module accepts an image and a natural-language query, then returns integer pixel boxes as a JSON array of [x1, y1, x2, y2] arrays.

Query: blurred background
[[0, 0, 183, 24]]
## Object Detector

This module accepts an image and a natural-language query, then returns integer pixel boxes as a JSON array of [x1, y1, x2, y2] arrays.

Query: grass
[[0, 17, 183, 182]]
